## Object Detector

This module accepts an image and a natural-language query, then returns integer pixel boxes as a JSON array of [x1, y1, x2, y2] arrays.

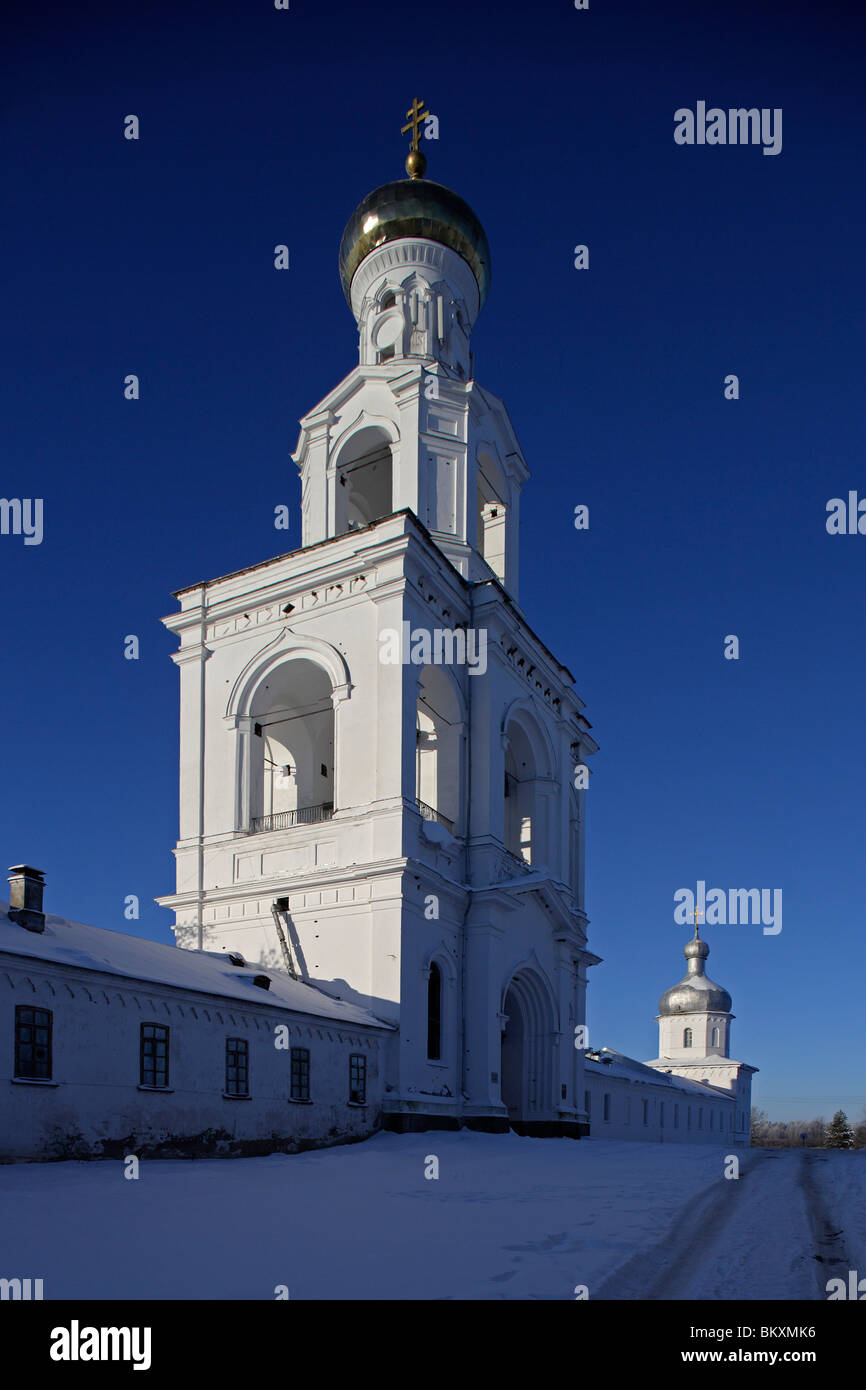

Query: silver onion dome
[[658, 928, 732, 1015], [338, 178, 491, 307]]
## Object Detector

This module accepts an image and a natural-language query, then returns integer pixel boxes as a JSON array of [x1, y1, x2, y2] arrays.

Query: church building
[[0, 107, 755, 1159], [155, 106, 755, 1142], [157, 112, 599, 1137]]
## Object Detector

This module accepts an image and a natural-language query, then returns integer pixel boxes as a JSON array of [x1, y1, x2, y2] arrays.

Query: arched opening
[[683, 1027, 693, 1048], [499, 969, 556, 1127], [500, 986, 525, 1119], [427, 962, 442, 1061], [711, 1025, 720, 1049], [568, 786, 581, 896], [476, 452, 507, 581], [249, 658, 334, 831], [334, 426, 394, 536], [416, 665, 462, 833], [503, 716, 547, 864]]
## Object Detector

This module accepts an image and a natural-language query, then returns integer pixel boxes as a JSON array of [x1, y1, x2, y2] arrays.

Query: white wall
[[1, 955, 387, 1162], [585, 1069, 742, 1145]]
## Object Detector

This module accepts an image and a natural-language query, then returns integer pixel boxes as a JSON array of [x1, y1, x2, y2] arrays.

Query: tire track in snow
[[594, 1150, 813, 1300], [797, 1150, 852, 1299]]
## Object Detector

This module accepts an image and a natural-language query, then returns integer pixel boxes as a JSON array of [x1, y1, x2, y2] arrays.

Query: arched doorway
[[499, 969, 556, 1130], [500, 986, 525, 1119]]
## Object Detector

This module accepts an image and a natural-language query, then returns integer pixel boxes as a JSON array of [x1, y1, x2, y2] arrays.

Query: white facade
[[585, 1052, 740, 1145], [0, 899, 390, 1162], [582, 932, 756, 1147], [158, 186, 599, 1137], [151, 162, 752, 1146], [155, 160, 759, 1143], [0, 164, 757, 1160]]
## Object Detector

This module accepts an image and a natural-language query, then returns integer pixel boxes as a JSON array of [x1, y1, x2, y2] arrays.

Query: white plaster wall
[[659, 1009, 732, 1059], [585, 1071, 741, 1145], [1, 957, 387, 1162]]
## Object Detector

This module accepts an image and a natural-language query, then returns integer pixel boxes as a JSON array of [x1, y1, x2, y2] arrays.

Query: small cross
[[692, 906, 703, 931], [401, 97, 430, 152]]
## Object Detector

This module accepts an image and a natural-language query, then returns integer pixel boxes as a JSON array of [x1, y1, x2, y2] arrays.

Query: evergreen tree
[[825, 1110, 854, 1149]]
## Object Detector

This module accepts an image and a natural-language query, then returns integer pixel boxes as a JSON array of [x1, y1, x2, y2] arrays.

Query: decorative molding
[[225, 626, 352, 719]]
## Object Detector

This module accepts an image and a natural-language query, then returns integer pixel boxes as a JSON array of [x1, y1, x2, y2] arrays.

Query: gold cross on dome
[[692, 906, 703, 932], [401, 97, 430, 152]]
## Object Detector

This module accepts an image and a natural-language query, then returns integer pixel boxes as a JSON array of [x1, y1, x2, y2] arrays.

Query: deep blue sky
[[3, 0, 864, 1122]]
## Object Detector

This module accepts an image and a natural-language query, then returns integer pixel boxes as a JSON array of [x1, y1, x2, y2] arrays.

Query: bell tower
[[294, 101, 526, 596], [159, 104, 599, 1138]]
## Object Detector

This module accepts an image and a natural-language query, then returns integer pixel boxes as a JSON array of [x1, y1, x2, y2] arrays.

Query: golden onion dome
[[338, 177, 491, 307]]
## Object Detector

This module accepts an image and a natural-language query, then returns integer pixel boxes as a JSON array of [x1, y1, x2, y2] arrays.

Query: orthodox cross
[[401, 97, 430, 152]]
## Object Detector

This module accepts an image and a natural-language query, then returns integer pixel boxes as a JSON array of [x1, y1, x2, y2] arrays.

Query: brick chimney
[[8, 865, 46, 933]]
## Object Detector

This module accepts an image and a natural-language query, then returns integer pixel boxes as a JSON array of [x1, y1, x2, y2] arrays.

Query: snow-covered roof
[[585, 1048, 734, 1099], [0, 905, 392, 1031]]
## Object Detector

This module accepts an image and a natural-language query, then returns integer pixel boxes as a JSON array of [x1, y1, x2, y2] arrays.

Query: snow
[[586, 1048, 733, 1096], [420, 819, 454, 847], [0, 905, 390, 1029], [2, 1132, 861, 1300]]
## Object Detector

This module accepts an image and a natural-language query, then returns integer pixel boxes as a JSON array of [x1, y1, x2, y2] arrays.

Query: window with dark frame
[[427, 962, 441, 1060], [15, 1005, 52, 1080], [349, 1053, 366, 1105], [140, 1022, 169, 1088], [290, 1047, 310, 1101], [225, 1037, 249, 1096]]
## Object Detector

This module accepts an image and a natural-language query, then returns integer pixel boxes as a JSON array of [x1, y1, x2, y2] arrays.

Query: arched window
[[683, 1027, 693, 1048], [711, 1025, 720, 1048], [427, 963, 442, 1061]]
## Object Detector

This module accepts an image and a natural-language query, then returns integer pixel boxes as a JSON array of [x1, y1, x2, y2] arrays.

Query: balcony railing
[[250, 803, 334, 834], [502, 847, 532, 875], [415, 798, 455, 834]]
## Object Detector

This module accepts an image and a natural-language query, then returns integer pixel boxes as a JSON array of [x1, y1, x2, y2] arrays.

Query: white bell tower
[[159, 105, 600, 1138]]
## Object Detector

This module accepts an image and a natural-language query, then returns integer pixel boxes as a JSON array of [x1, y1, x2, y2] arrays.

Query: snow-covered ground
[[0, 1133, 863, 1300]]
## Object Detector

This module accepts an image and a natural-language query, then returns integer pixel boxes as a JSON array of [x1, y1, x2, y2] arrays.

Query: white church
[[0, 110, 756, 1160]]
